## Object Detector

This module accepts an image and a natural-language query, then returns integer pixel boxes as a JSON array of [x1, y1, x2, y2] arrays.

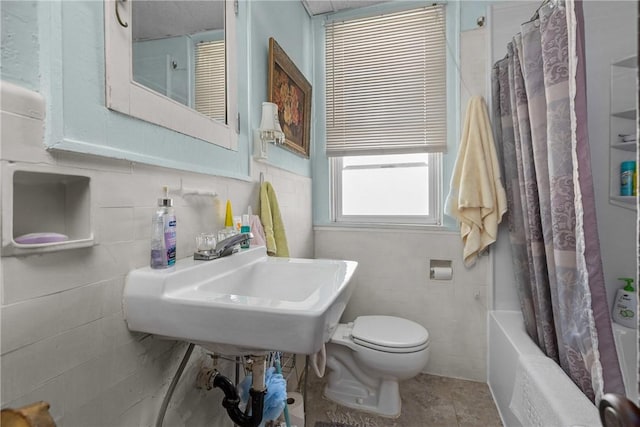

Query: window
[[194, 39, 226, 122], [326, 5, 446, 225], [334, 153, 441, 224]]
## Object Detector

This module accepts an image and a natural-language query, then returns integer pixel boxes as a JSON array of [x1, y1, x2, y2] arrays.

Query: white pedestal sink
[[124, 246, 357, 355]]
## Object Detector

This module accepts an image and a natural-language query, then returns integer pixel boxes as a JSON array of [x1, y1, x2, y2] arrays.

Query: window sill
[[313, 222, 455, 234]]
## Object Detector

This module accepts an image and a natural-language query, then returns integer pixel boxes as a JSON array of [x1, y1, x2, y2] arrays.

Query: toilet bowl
[[323, 315, 430, 418]]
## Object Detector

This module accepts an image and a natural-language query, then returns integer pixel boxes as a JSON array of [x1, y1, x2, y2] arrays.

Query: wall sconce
[[253, 102, 285, 161]]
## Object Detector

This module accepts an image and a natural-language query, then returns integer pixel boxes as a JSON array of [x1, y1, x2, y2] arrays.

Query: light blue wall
[[460, 0, 488, 31], [311, 1, 463, 228], [0, 0, 312, 180], [1, 1, 40, 90], [247, 0, 313, 177]]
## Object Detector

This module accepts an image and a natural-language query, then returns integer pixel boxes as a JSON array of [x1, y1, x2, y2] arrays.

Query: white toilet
[[323, 315, 430, 418]]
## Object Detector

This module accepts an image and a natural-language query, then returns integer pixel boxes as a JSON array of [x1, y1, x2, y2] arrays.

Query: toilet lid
[[351, 316, 429, 350]]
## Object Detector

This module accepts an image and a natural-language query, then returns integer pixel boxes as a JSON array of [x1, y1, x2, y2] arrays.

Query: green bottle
[[612, 277, 636, 328]]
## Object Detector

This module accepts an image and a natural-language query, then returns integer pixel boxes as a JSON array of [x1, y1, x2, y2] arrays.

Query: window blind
[[195, 40, 226, 122], [325, 5, 447, 157]]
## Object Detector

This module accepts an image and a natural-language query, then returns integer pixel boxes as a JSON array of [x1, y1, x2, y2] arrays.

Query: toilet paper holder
[[429, 259, 453, 280]]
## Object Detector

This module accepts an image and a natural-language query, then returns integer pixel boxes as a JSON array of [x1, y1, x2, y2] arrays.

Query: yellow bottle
[[224, 200, 234, 227]]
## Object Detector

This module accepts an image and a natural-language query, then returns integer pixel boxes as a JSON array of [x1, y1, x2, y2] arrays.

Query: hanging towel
[[445, 96, 507, 267], [260, 182, 290, 257]]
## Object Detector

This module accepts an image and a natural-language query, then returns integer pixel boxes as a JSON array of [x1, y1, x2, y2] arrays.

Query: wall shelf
[[614, 56, 638, 68], [612, 109, 637, 120], [609, 55, 637, 211], [611, 141, 637, 152], [1, 163, 94, 256], [610, 195, 637, 206]]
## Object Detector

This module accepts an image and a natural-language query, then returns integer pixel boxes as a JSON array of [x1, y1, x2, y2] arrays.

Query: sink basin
[[124, 246, 357, 355]]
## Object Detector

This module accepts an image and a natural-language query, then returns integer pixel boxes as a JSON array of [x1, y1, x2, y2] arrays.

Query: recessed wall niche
[[2, 164, 94, 256]]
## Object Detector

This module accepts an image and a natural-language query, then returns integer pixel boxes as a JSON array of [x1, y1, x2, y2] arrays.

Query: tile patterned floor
[[304, 373, 503, 427]]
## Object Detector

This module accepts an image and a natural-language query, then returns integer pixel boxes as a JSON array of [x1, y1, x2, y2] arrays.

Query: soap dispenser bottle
[[612, 277, 636, 328], [150, 186, 176, 269]]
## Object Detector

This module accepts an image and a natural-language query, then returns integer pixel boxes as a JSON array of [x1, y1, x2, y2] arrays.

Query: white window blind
[[325, 5, 447, 157], [195, 40, 226, 122]]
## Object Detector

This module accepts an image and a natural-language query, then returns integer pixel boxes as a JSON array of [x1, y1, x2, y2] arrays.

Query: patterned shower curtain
[[491, 0, 625, 402]]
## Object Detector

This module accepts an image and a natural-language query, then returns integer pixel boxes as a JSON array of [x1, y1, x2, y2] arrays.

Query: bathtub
[[611, 322, 639, 404], [488, 311, 636, 426]]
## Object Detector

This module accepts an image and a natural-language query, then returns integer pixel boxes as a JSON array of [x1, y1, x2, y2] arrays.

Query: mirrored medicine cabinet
[[104, 0, 238, 150]]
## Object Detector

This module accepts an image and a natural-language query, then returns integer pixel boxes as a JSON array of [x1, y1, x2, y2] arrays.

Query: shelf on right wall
[[609, 54, 638, 211]]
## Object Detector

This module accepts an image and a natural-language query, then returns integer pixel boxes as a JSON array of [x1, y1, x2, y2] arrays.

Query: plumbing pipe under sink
[[197, 354, 268, 427], [158, 347, 267, 427]]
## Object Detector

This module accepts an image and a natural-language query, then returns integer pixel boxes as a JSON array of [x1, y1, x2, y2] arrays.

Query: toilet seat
[[351, 316, 429, 353]]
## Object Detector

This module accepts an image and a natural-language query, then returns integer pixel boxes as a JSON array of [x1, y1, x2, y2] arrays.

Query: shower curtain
[[491, 0, 625, 402]]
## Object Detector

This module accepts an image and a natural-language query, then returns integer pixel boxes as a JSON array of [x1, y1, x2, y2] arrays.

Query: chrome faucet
[[215, 232, 253, 258], [194, 232, 254, 261]]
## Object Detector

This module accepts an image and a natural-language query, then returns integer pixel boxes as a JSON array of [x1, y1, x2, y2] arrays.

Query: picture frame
[[268, 37, 312, 158]]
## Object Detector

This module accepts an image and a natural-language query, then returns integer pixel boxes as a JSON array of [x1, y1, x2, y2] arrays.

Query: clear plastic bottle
[[150, 186, 176, 269], [150, 210, 166, 268]]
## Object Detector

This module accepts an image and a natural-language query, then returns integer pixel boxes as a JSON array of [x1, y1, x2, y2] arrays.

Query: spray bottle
[[612, 277, 636, 328]]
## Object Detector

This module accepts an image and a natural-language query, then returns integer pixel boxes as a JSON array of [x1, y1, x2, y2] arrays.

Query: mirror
[[105, 0, 238, 150], [131, 1, 226, 123]]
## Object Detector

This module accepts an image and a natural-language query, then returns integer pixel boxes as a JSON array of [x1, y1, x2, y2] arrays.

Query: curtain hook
[[115, 0, 128, 28]]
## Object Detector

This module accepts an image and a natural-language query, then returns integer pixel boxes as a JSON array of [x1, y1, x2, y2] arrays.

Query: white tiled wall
[[0, 83, 312, 425], [314, 228, 492, 382]]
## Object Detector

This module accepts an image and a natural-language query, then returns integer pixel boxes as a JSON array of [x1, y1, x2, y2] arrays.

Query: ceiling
[[132, 1, 224, 41]]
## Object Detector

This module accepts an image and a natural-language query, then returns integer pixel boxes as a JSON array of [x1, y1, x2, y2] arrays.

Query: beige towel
[[446, 96, 507, 267], [259, 182, 290, 257]]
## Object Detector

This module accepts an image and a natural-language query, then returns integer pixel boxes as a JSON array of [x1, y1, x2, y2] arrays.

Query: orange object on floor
[[1, 401, 55, 427]]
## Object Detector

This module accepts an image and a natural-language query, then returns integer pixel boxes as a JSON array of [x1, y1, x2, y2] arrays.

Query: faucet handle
[[196, 233, 217, 252]]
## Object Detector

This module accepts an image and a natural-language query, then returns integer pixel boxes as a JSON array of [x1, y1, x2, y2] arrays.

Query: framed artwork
[[268, 37, 312, 158]]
